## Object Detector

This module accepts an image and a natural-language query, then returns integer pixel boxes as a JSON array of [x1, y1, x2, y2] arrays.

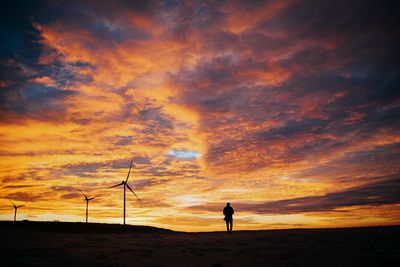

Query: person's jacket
[[223, 206, 234, 220]]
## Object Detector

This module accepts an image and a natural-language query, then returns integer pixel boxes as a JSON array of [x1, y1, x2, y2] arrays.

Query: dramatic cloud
[[191, 177, 400, 214], [0, 0, 399, 231]]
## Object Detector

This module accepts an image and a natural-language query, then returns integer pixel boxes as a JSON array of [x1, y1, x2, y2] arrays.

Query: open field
[[1, 221, 399, 267]]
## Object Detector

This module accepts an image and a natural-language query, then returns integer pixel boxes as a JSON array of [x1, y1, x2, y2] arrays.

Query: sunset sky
[[0, 0, 399, 231]]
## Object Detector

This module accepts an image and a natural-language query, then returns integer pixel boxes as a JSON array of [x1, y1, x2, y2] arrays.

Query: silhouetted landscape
[[1, 221, 399, 267]]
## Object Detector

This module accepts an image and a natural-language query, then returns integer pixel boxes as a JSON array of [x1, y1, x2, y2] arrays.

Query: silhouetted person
[[223, 202, 234, 232]]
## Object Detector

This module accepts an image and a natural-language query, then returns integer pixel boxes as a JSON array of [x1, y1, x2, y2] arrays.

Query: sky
[[0, 0, 399, 232]]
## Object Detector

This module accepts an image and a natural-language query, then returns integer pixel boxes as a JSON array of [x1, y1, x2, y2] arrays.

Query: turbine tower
[[109, 159, 140, 225], [78, 190, 100, 223], [11, 202, 24, 222]]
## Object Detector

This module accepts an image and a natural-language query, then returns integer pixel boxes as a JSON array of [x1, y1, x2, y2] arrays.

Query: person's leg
[[226, 221, 229, 232], [230, 220, 233, 232]]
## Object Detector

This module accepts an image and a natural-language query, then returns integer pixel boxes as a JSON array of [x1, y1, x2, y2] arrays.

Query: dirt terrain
[[1, 221, 399, 267]]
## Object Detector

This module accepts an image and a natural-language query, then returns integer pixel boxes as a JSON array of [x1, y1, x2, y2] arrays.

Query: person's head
[[226, 202, 230, 206]]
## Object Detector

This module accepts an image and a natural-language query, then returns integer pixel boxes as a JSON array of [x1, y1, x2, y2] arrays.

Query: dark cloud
[[257, 119, 329, 140], [38, 0, 157, 47], [0, 0, 43, 61], [0, 1, 95, 121], [61, 192, 80, 199], [138, 107, 174, 130], [62, 162, 107, 178], [294, 143, 400, 184], [0, 83, 76, 119], [109, 158, 136, 169], [1, 170, 46, 182], [2, 192, 43, 202], [132, 156, 152, 165], [193, 177, 400, 214], [131, 178, 165, 189], [2, 185, 37, 189], [242, 177, 400, 214], [138, 161, 202, 178], [0, 50, 93, 121], [167, 0, 400, 174], [60, 157, 153, 179], [257, 0, 400, 39], [50, 186, 76, 192], [113, 135, 134, 146]]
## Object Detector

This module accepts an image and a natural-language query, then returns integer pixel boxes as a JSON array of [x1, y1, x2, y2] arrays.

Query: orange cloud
[[1, 0, 399, 232]]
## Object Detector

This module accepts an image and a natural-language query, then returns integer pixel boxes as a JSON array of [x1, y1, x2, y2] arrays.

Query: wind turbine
[[11, 202, 24, 222], [78, 190, 100, 223], [108, 159, 140, 225]]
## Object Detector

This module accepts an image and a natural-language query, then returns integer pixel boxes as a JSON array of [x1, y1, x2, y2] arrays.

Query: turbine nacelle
[[79, 189, 100, 202], [11, 201, 24, 209]]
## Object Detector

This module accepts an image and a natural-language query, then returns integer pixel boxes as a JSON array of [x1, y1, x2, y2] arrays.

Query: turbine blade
[[108, 182, 124, 188], [126, 183, 140, 201], [88, 195, 100, 200], [17, 205, 24, 208], [78, 189, 88, 199], [10, 201, 16, 208], [125, 159, 133, 182]]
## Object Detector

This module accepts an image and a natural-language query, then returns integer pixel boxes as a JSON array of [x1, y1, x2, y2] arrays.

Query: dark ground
[[1, 221, 399, 267]]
